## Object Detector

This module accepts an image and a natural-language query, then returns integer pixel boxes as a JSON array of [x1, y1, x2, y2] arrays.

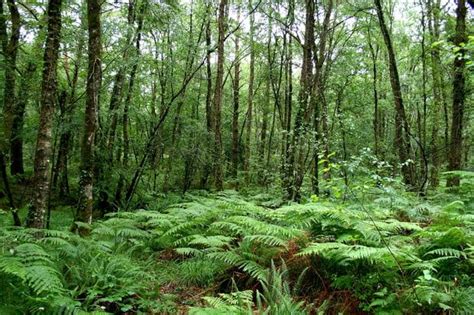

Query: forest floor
[[1, 176, 474, 314]]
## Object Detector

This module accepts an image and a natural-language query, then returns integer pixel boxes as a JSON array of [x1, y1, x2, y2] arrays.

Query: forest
[[0, 0, 473, 313]]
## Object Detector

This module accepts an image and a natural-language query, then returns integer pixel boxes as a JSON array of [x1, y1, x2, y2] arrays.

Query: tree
[[243, 0, 255, 184], [75, 0, 101, 229], [231, 4, 241, 179], [1, 0, 21, 175], [447, 0, 467, 187], [212, 0, 227, 190], [285, 0, 315, 201], [427, 0, 444, 188], [26, 0, 62, 228], [374, 0, 417, 191]]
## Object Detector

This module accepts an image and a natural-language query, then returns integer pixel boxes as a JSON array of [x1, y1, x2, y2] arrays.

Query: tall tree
[[200, 5, 214, 188], [231, 5, 241, 179], [312, 0, 333, 188], [212, 0, 227, 190], [26, 0, 62, 228], [105, 0, 136, 160], [53, 31, 84, 198], [427, 0, 443, 187], [447, 0, 467, 187], [286, 0, 315, 201], [243, 0, 255, 183], [75, 0, 101, 228], [281, 1, 294, 198], [1, 0, 20, 174], [374, 0, 417, 191], [367, 25, 381, 158]]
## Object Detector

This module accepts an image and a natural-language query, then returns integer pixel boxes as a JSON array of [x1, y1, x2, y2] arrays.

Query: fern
[[424, 248, 467, 259]]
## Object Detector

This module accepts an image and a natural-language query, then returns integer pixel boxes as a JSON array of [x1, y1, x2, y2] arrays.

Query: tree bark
[[75, 0, 101, 229], [2, 0, 20, 174], [368, 29, 380, 158], [231, 8, 241, 179], [212, 0, 227, 190], [106, 0, 136, 160], [243, 0, 255, 184], [447, 0, 467, 187], [26, 0, 62, 228], [287, 0, 315, 201], [115, 1, 146, 204], [374, 0, 416, 190], [427, 0, 442, 188], [200, 7, 214, 188], [53, 31, 84, 198], [0, 150, 20, 225], [281, 1, 294, 198]]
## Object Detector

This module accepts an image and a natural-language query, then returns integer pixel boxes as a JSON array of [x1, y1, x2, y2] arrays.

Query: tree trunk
[[10, 62, 36, 176], [0, 150, 20, 225], [231, 10, 241, 179], [427, 0, 442, 188], [281, 30, 293, 198], [2, 0, 20, 174], [288, 0, 315, 201], [115, 1, 146, 205], [212, 0, 227, 190], [244, 0, 255, 184], [368, 31, 380, 158], [200, 8, 213, 188], [26, 0, 62, 228], [53, 31, 84, 198], [374, 0, 416, 190], [75, 0, 101, 230], [106, 0, 136, 160], [447, 0, 467, 187]]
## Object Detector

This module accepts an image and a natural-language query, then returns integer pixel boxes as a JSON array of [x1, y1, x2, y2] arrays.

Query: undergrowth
[[0, 172, 473, 314]]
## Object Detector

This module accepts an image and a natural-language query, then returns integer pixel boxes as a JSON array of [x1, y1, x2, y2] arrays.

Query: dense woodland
[[0, 0, 473, 313]]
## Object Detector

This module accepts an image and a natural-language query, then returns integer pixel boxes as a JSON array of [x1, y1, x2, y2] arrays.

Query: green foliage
[[1, 186, 473, 314], [190, 262, 311, 315], [0, 220, 159, 313]]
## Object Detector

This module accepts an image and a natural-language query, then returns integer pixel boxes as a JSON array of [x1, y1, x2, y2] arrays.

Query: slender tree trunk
[[427, 0, 442, 188], [75, 0, 101, 229], [115, 1, 146, 205], [231, 8, 241, 179], [317, 0, 334, 185], [0, 150, 20, 225], [244, 0, 255, 184], [2, 0, 20, 174], [10, 62, 36, 177], [288, 0, 315, 201], [52, 91, 68, 188], [106, 0, 135, 159], [26, 0, 62, 228], [212, 0, 227, 190], [200, 8, 213, 188], [259, 75, 270, 184], [447, 0, 467, 187], [282, 32, 293, 197], [374, 0, 416, 190], [53, 32, 84, 198], [368, 29, 380, 158]]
